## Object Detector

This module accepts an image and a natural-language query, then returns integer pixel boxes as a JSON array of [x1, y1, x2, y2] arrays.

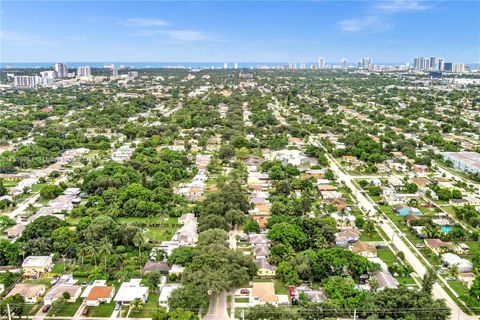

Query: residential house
[[22, 255, 53, 277], [404, 214, 421, 226], [371, 271, 398, 291], [86, 286, 115, 307], [441, 253, 473, 272], [459, 273, 476, 289], [295, 284, 326, 303], [425, 239, 453, 255], [335, 229, 360, 247], [5, 223, 26, 239], [253, 244, 270, 259], [351, 241, 377, 258], [143, 261, 171, 275], [327, 198, 348, 211], [256, 258, 276, 278], [251, 282, 278, 306], [44, 284, 82, 305], [114, 279, 149, 305], [7, 284, 45, 304], [158, 284, 182, 310]]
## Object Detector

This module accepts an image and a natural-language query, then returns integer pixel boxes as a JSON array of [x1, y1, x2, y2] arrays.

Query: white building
[[441, 253, 473, 273], [442, 152, 480, 174], [77, 66, 92, 77], [14, 76, 41, 89], [114, 279, 149, 305], [158, 284, 182, 310], [54, 63, 68, 78]]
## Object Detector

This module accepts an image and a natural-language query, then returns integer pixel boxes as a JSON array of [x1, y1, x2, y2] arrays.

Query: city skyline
[[1, 1, 479, 63]]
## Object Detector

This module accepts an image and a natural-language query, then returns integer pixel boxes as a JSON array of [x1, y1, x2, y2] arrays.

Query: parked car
[[50, 276, 59, 285], [82, 308, 90, 316], [415, 244, 425, 248], [42, 305, 51, 313], [240, 288, 250, 295], [115, 303, 121, 311]]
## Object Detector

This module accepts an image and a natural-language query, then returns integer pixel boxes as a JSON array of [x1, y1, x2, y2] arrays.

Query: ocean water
[[0, 61, 424, 69]]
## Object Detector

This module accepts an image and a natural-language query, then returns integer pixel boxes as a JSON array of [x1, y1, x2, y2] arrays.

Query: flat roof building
[[442, 152, 480, 174]]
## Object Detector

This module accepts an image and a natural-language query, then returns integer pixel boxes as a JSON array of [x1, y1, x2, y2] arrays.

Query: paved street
[[315, 141, 475, 320], [203, 291, 229, 320]]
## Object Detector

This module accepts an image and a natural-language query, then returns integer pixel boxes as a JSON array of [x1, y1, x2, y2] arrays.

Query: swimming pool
[[441, 226, 453, 233]]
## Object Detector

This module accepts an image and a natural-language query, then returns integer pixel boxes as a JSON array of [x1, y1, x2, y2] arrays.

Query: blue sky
[[1, 1, 479, 63]]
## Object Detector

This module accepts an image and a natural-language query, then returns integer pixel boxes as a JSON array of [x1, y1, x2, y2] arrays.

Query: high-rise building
[[223, 63, 228, 69], [341, 58, 348, 69], [438, 58, 444, 71], [413, 57, 419, 69], [40, 71, 56, 79], [54, 63, 68, 78], [452, 63, 465, 73], [443, 62, 453, 72], [127, 71, 138, 81], [300, 63, 306, 69], [318, 57, 325, 69], [111, 68, 118, 77], [234, 63, 238, 69], [77, 66, 92, 77], [14, 76, 41, 88], [361, 57, 371, 69], [357, 61, 362, 69], [430, 57, 436, 70]]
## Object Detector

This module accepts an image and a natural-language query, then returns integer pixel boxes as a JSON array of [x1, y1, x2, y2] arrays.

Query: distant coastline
[[0, 61, 418, 69]]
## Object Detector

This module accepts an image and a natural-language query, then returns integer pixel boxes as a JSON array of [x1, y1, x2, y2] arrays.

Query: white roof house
[[441, 253, 473, 272], [114, 279, 149, 304], [158, 284, 182, 310], [22, 255, 53, 269]]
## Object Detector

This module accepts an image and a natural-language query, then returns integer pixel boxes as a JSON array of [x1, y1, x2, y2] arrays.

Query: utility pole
[[7, 303, 12, 320]]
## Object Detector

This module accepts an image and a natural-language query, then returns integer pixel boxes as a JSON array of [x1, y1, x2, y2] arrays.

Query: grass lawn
[[88, 301, 115, 317], [377, 248, 398, 267], [129, 293, 160, 318], [66, 216, 81, 225], [360, 230, 383, 242], [48, 299, 83, 317], [144, 226, 176, 242], [448, 280, 468, 296], [274, 279, 288, 295], [31, 183, 48, 193], [24, 303, 42, 316], [235, 297, 249, 303], [3, 180, 18, 187], [396, 276, 417, 286]]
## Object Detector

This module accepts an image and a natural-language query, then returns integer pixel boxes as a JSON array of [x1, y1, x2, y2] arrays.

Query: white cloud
[[163, 30, 211, 41], [131, 29, 213, 42], [375, 0, 431, 14], [338, 16, 391, 33], [0, 30, 53, 46], [122, 18, 168, 27]]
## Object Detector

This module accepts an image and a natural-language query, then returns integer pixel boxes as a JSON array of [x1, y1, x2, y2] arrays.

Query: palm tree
[[86, 245, 98, 268], [77, 245, 88, 267], [133, 231, 146, 256], [98, 239, 113, 272], [131, 298, 145, 312], [446, 265, 460, 280], [364, 219, 375, 236]]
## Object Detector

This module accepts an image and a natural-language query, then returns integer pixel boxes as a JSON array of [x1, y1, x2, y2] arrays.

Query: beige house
[[7, 284, 45, 303], [250, 282, 278, 306], [351, 241, 377, 258], [22, 255, 53, 277]]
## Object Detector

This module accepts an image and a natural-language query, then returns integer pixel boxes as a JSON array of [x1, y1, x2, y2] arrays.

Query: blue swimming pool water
[[441, 226, 453, 233]]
